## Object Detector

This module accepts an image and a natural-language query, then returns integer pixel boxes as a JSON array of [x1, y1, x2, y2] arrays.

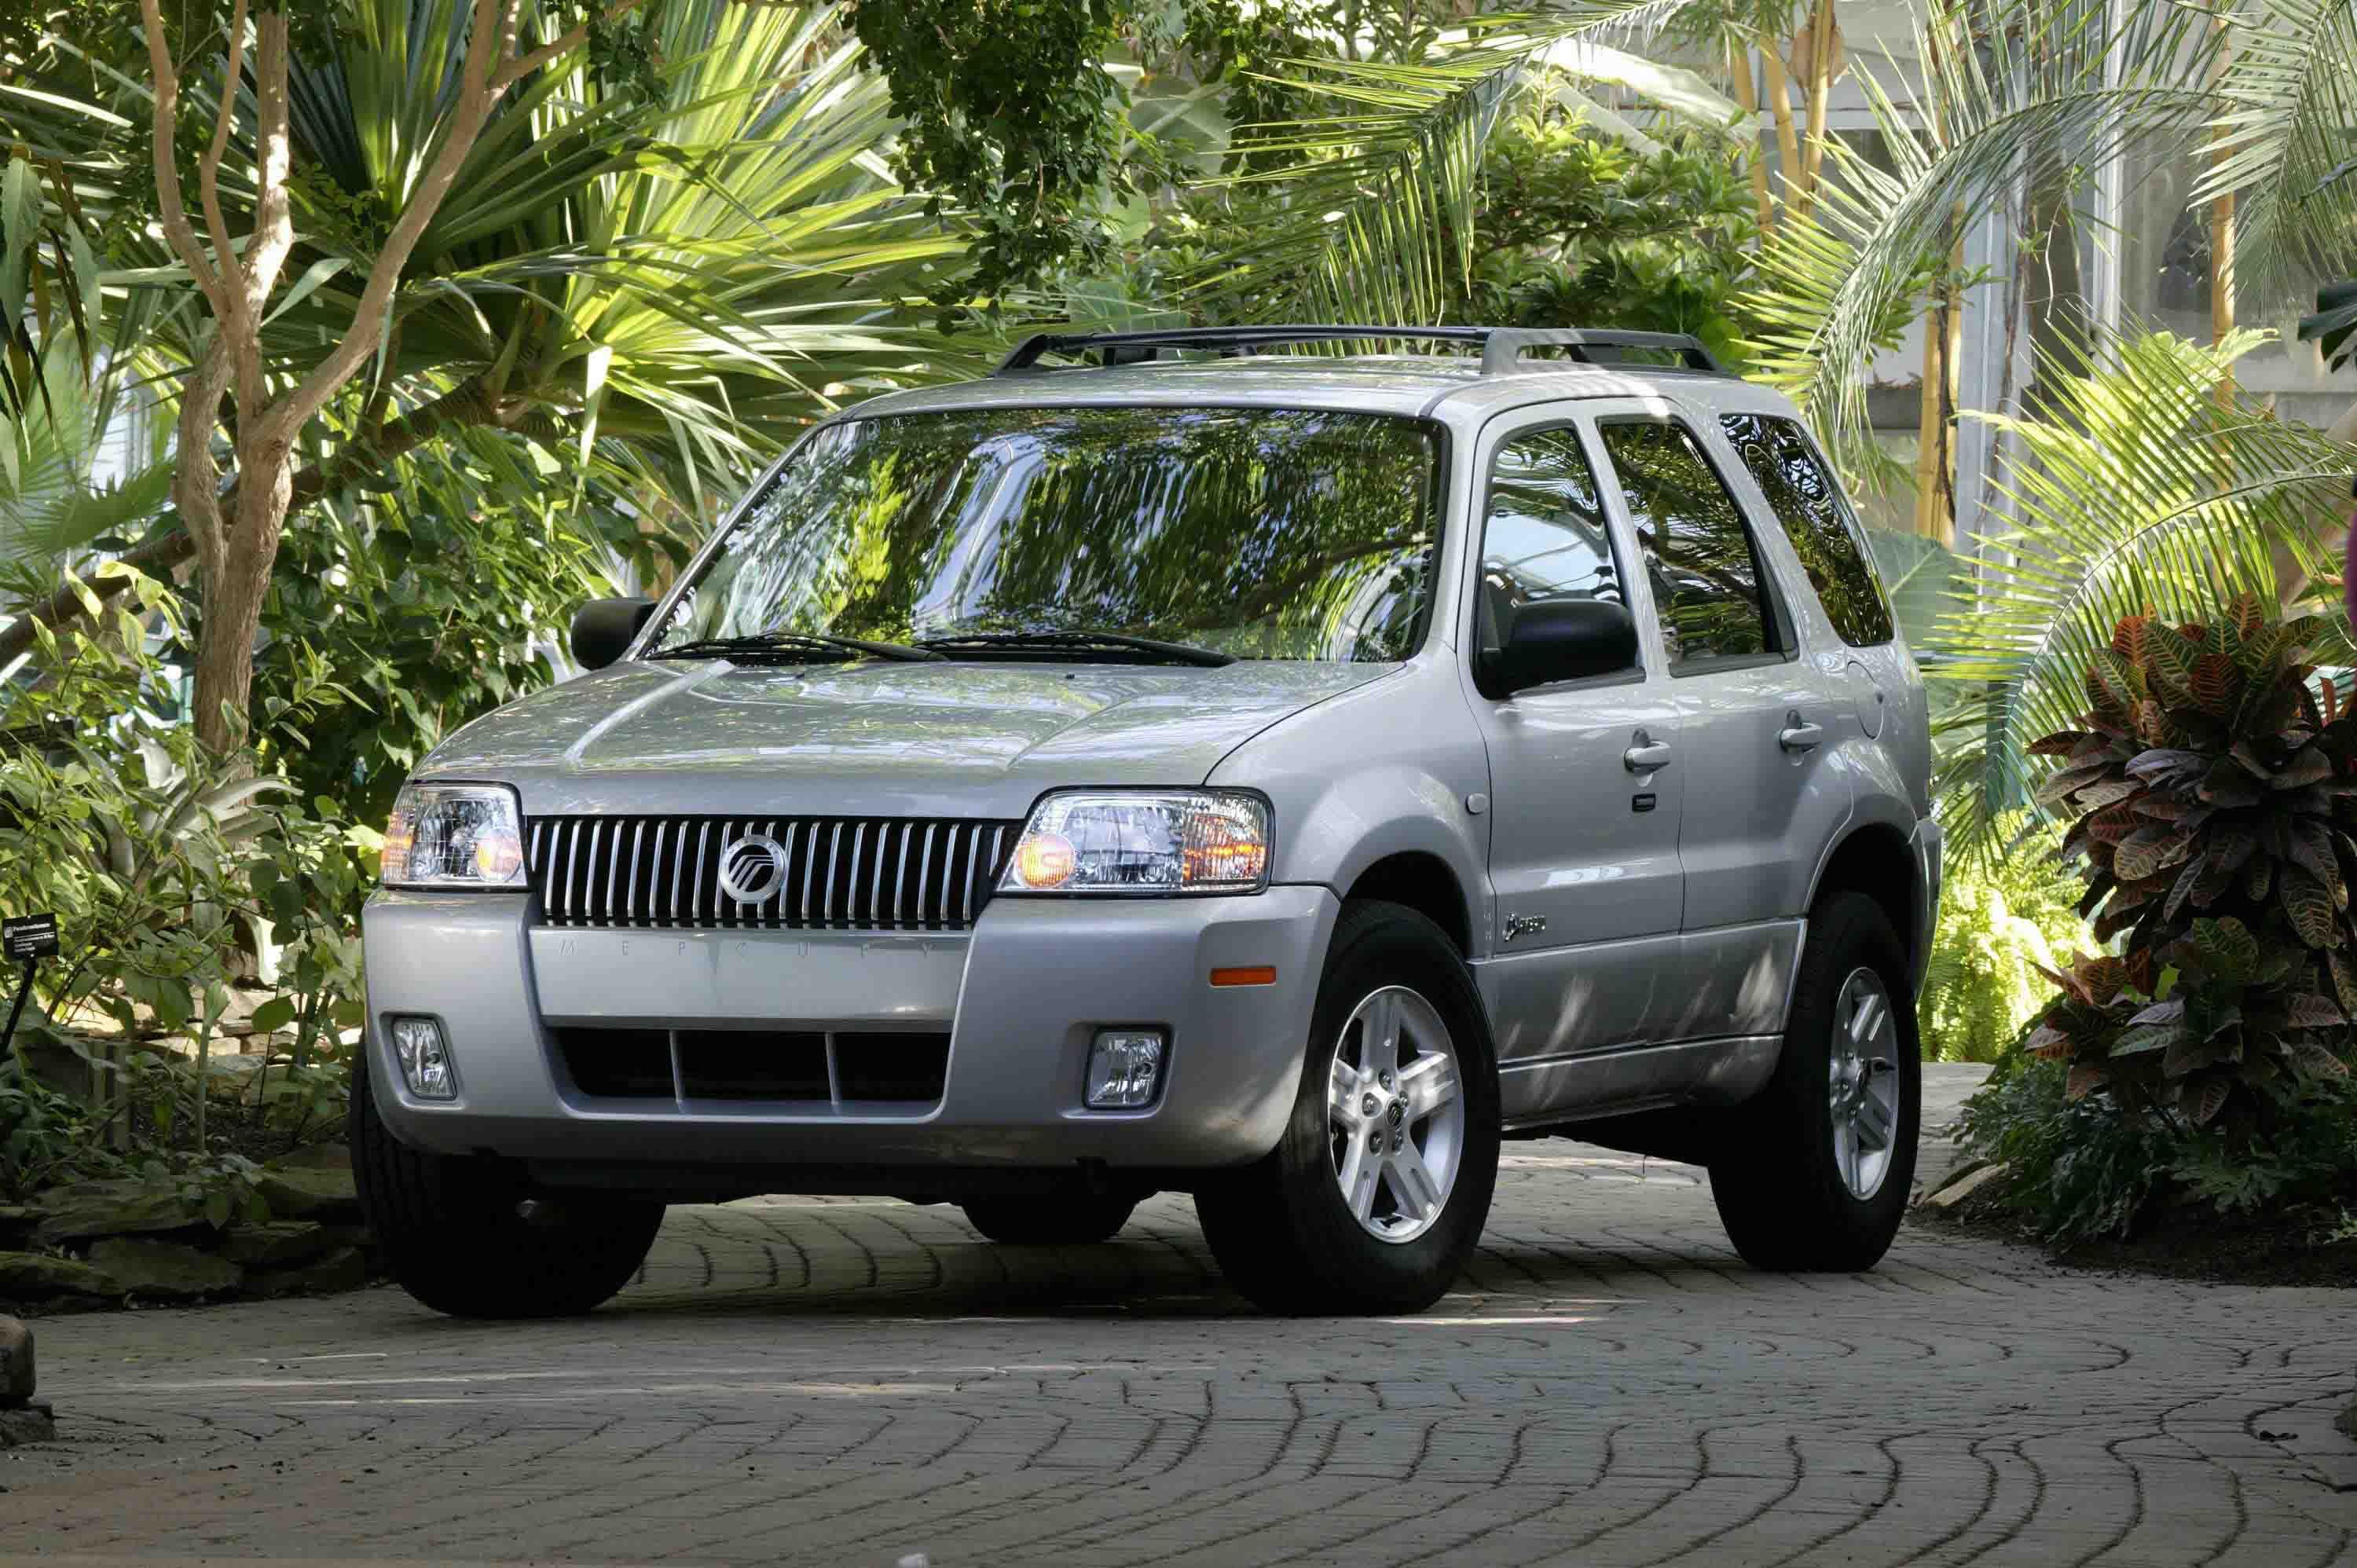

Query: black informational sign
[[2, 914, 59, 962]]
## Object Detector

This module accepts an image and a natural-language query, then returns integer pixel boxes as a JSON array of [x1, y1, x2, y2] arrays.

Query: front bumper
[[361, 885, 1337, 1177]]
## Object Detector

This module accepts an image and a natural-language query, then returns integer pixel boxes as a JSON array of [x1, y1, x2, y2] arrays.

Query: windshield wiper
[[651, 631, 943, 664], [915, 628, 1234, 668]]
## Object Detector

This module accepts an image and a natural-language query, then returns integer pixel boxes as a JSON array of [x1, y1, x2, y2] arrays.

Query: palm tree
[[0, 0, 975, 733]]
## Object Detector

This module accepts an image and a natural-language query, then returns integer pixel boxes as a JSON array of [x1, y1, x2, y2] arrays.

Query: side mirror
[[569, 597, 656, 671], [1486, 599, 1638, 696]]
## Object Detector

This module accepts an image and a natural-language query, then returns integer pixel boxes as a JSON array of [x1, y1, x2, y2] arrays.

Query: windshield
[[651, 405, 1445, 662]]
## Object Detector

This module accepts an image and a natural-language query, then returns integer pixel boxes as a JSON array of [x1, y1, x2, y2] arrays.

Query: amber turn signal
[[1208, 965, 1277, 987]]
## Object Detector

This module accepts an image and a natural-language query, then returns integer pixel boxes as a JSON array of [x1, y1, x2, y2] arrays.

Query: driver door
[[1459, 410, 1685, 1122]]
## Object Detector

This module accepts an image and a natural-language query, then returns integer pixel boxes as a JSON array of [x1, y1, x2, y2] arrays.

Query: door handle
[[1623, 737, 1673, 771], [1778, 713, 1825, 753]]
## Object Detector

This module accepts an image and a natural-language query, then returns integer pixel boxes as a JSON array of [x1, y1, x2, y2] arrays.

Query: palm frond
[[1748, 0, 2222, 452], [1172, 2, 1718, 326], [1926, 329, 2357, 865], [2195, 0, 2357, 297]]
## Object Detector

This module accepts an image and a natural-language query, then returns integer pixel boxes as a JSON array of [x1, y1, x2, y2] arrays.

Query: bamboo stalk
[[1798, 1, 1835, 214], [1730, 38, 1775, 239], [2209, 16, 2237, 411], [1761, 38, 1803, 212]]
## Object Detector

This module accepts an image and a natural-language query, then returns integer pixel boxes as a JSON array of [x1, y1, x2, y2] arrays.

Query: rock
[[0, 1207, 38, 1247], [246, 1246, 368, 1299], [0, 1400, 52, 1447], [255, 1149, 359, 1222], [85, 1238, 242, 1300], [1923, 1162, 2010, 1210], [219, 1220, 331, 1268], [32, 1180, 206, 1246], [276, 1141, 353, 1171], [2339, 1400, 2357, 1442], [0, 1251, 120, 1299], [0, 1316, 28, 1403]]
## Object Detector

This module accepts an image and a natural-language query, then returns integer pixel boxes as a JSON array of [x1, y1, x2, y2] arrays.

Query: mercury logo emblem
[[716, 833, 789, 904]]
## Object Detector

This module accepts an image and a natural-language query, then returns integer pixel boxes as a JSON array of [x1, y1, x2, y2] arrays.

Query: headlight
[[999, 790, 1270, 896], [381, 782, 526, 890]]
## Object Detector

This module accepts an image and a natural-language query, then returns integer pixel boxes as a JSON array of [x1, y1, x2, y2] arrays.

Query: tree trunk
[[1914, 217, 1965, 548], [191, 437, 296, 753]]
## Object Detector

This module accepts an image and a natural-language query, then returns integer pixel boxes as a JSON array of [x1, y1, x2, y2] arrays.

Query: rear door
[[1589, 412, 1850, 1045]]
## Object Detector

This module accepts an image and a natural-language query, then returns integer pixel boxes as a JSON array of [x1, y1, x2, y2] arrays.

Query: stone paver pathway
[[7, 1067, 2355, 1566]]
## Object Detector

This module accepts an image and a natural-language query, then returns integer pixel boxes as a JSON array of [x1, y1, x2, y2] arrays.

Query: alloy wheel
[[1828, 966, 1901, 1200], [1327, 985, 1464, 1244]]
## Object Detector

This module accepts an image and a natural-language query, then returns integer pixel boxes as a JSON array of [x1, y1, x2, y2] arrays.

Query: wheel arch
[[1806, 817, 1921, 976], [1344, 850, 1473, 955]]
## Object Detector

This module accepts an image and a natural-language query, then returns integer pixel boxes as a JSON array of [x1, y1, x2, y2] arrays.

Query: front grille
[[527, 815, 1019, 931], [552, 1026, 951, 1107]]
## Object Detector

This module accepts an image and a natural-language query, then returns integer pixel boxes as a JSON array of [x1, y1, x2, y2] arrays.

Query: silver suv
[[353, 326, 1940, 1318]]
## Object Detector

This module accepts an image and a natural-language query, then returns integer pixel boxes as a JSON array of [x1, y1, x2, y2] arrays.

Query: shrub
[[1956, 1050, 2176, 1242], [0, 595, 368, 1199], [1957, 1045, 2357, 1243], [1918, 816, 2091, 1062], [2025, 595, 2357, 1124]]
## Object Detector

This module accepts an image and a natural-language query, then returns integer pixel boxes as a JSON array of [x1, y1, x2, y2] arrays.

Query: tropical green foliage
[[1447, 112, 1757, 361], [1959, 1048, 2357, 1245], [1917, 816, 2088, 1064], [1171, 5, 1741, 326], [0, 576, 370, 1200], [1925, 332, 2356, 863], [226, 429, 643, 826], [2021, 596, 2357, 1126], [0, 149, 173, 606]]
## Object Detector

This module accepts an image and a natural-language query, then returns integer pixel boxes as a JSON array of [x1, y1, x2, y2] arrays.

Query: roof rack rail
[[992, 324, 1727, 377]]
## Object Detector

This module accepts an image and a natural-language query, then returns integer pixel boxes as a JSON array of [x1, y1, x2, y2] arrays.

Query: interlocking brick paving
[[8, 1067, 2355, 1566]]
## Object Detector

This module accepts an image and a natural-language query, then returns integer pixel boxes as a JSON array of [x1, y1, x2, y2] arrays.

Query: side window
[[1721, 412, 1895, 647], [1596, 419, 1774, 672], [1476, 427, 1629, 670]]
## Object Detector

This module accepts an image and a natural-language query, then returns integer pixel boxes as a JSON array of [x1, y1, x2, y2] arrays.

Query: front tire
[[962, 1194, 1138, 1244], [1709, 891, 1920, 1272], [1196, 900, 1500, 1314], [350, 1062, 662, 1318]]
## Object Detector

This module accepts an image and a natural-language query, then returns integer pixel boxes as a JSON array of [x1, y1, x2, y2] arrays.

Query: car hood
[[423, 657, 1395, 819]]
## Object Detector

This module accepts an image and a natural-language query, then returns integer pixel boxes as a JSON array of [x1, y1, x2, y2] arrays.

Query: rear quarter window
[[1720, 413, 1896, 647]]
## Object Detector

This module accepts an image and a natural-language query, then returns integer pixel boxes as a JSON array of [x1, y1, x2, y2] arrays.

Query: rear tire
[[1196, 900, 1499, 1314], [961, 1195, 1138, 1245], [350, 1061, 662, 1318], [1709, 892, 1919, 1272]]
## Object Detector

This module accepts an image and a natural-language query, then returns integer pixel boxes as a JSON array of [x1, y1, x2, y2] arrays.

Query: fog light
[[388, 1016, 456, 1100], [1086, 1031, 1164, 1108]]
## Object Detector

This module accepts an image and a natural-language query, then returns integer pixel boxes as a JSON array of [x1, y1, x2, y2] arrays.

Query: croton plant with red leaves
[[2025, 593, 2357, 1125]]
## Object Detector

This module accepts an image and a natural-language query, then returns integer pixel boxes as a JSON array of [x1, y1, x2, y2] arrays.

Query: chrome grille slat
[[654, 822, 673, 925], [915, 824, 937, 929], [527, 812, 1014, 934], [823, 822, 843, 927], [846, 823, 868, 928], [562, 821, 582, 922], [687, 821, 706, 925], [625, 820, 645, 924]]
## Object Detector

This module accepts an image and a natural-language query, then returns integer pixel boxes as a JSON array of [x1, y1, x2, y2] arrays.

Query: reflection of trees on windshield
[[1597, 421, 1772, 668], [1720, 414, 1894, 647], [661, 407, 1445, 661]]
